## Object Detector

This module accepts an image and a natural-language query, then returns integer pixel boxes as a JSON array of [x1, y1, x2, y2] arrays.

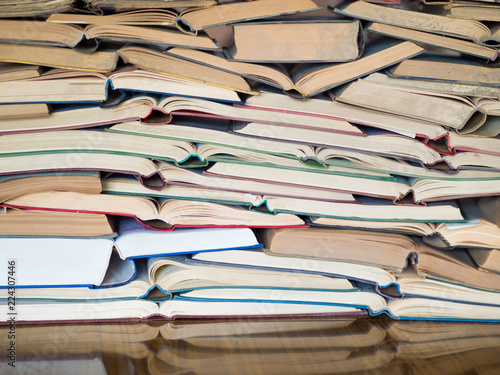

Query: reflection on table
[[2, 317, 500, 375]]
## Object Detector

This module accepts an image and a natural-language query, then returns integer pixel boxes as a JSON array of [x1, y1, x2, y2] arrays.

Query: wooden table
[[2, 317, 500, 374]]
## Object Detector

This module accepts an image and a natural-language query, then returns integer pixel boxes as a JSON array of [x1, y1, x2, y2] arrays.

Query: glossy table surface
[[2, 317, 500, 374]]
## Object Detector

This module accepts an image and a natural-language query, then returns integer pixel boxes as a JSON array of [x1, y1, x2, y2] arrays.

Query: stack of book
[[1, 0, 500, 323]]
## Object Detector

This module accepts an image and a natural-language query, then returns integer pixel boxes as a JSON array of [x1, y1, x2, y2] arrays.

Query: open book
[[99, 167, 465, 223], [192, 247, 500, 301], [0, 42, 119, 73], [48, 0, 319, 34], [363, 73, 500, 112], [108, 120, 443, 166], [260, 229, 500, 292], [365, 22, 498, 60], [203, 161, 500, 204], [13, 280, 495, 322], [387, 56, 500, 88], [311, 198, 500, 250], [14, 252, 356, 301], [0, 209, 115, 238], [0, 20, 220, 52], [241, 88, 449, 141], [336, 79, 488, 135], [0, 68, 243, 105], [335, 1, 497, 45], [164, 40, 424, 97], [0, 0, 73, 17], [0, 171, 102, 202], [0, 298, 365, 323], [2, 191, 306, 229], [0, 217, 262, 287]]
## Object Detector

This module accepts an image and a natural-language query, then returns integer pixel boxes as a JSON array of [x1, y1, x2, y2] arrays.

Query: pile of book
[[1, 0, 500, 323]]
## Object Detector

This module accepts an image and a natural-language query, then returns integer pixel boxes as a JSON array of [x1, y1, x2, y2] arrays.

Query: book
[[396, 272, 500, 307], [363, 72, 500, 102], [259, 228, 500, 292], [0, 153, 171, 191], [0, 62, 43, 82], [427, 130, 500, 156], [109, 120, 444, 166], [0, 129, 199, 166], [0, 132, 377, 191], [192, 246, 500, 311], [241, 88, 450, 140], [113, 217, 262, 259], [0, 0, 73, 17], [409, 244, 500, 292], [165, 40, 424, 97], [422, 198, 500, 249], [108, 121, 372, 164], [175, 287, 500, 321], [0, 149, 354, 195], [365, 22, 498, 60], [108, 96, 364, 134], [83, 0, 217, 12], [2, 191, 306, 229], [0, 98, 156, 133], [0, 209, 115, 238], [109, 68, 242, 102], [336, 79, 487, 135], [48, 0, 319, 34], [0, 42, 119, 73], [0, 20, 221, 52], [388, 56, 500, 87], [0, 127, 388, 183], [0, 69, 109, 105], [13, 253, 356, 301], [202, 161, 411, 202], [118, 45, 255, 94], [189, 249, 403, 296], [225, 20, 363, 63], [311, 198, 500, 249], [102, 174, 357, 206], [118, 167, 464, 222], [0, 298, 364, 323], [0, 69, 241, 105], [335, 0, 496, 45], [259, 227, 418, 272], [0, 103, 49, 120], [202, 161, 496, 204], [468, 248, 500, 273], [305, 140, 500, 180], [0, 216, 263, 288], [174, 287, 388, 315], [0, 236, 121, 287], [0, 171, 102, 202], [0, 20, 99, 52], [443, 1, 500, 22]]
